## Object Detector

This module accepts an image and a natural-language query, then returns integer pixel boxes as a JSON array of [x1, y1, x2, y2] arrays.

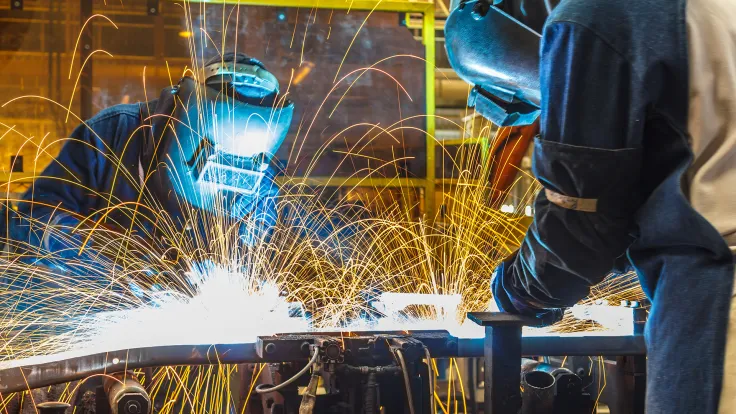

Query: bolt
[[264, 343, 277, 354], [14, 1, 21, 7], [84, 44, 90, 50], [124, 400, 141, 414], [149, 7, 157, 13]]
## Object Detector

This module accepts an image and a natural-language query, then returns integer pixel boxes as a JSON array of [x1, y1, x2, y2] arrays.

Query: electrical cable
[[424, 347, 436, 414], [544, 0, 554, 14], [255, 348, 320, 394], [396, 350, 416, 414]]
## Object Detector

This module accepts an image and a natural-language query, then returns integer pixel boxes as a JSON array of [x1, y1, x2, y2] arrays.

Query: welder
[[6, 52, 293, 265], [444, 0, 736, 412]]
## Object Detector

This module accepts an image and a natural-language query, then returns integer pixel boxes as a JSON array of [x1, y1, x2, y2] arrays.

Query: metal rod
[[484, 325, 523, 414], [0, 334, 645, 394]]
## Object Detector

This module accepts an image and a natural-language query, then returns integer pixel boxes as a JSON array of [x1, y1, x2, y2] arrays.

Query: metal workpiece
[[0, 343, 259, 394], [0, 331, 646, 395], [467, 312, 542, 414], [457, 335, 647, 357]]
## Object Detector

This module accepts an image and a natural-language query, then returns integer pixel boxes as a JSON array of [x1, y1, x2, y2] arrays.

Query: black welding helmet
[[445, 0, 558, 127], [157, 54, 293, 219]]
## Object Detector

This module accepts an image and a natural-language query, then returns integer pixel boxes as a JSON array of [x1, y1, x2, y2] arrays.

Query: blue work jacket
[[491, 0, 736, 412]]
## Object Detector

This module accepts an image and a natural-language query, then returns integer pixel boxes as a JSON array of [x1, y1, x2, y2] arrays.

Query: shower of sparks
[[0, 0, 645, 411]]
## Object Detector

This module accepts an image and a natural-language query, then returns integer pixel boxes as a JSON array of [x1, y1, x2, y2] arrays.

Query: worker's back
[[686, 0, 736, 254], [692, 1, 736, 410]]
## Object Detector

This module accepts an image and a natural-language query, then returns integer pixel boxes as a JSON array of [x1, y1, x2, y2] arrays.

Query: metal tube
[[36, 402, 70, 414], [0, 335, 645, 394], [521, 371, 555, 414]]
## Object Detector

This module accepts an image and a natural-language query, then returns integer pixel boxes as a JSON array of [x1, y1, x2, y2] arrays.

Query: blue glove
[[41, 215, 97, 261], [491, 252, 564, 326], [238, 169, 279, 246]]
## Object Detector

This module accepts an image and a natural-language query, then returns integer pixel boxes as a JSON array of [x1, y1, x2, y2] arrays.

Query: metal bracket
[[467, 312, 541, 414]]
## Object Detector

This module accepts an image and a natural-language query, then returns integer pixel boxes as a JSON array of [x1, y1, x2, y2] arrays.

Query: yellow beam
[[423, 7, 436, 220], [276, 176, 426, 188], [0, 173, 37, 185], [0, 174, 484, 188], [437, 138, 484, 147], [175, 0, 434, 12]]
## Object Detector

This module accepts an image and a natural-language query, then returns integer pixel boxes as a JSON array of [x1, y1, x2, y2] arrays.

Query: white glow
[[0, 286, 636, 371], [66, 265, 308, 354], [525, 206, 533, 216]]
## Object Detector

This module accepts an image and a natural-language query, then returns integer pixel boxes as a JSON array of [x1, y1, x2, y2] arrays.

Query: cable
[[255, 348, 320, 394], [424, 347, 436, 414], [544, 0, 554, 14], [396, 350, 416, 414]]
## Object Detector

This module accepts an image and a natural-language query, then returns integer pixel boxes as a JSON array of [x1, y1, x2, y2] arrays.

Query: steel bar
[[0, 333, 645, 394], [458, 335, 647, 358]]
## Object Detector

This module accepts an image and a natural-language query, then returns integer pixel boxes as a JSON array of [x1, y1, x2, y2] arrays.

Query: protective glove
[[491, 251, 564, 326], [41, 215, 101, 261], [238, 168, 280, 247]]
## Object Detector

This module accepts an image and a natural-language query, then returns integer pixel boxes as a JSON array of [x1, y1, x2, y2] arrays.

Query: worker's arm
[[492, 21, 644, 322], [8, 114, 116, 258]]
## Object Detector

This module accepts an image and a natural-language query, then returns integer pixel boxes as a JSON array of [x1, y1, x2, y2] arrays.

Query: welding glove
[[238, 168, 280, 247], [40, 215, 103, 262], [491, 252, 564, 326]]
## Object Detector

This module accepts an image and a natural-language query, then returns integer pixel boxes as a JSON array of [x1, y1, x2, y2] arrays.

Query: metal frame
[[0, 1, 441, 217], [0, 333, 645, 394], [174, 0, 439, 216]]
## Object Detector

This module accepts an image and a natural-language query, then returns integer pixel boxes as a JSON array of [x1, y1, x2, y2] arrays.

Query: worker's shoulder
[[86, 101, 156, 127], [547, 0, 681, 59]]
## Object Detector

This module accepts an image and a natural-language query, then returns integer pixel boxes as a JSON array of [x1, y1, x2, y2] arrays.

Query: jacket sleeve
[[9, 119, 104, 255], [492, 21, 645, 318]]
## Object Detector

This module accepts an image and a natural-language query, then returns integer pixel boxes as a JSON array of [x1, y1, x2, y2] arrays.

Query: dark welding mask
[[159, 58, 294, 219], [445, 0, 557, 127]]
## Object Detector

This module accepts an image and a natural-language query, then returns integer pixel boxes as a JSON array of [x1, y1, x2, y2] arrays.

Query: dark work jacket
[[5, 89, 351, 265], [491, 0, 735, 412], [8, 100, 157, 252]]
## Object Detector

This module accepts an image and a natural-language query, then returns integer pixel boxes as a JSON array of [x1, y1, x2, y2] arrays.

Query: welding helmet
[[445, 0, 558, 127], [157, 54, 294, 219]]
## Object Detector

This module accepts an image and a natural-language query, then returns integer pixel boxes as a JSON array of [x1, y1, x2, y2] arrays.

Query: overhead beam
[[171, 0, 434, 13]]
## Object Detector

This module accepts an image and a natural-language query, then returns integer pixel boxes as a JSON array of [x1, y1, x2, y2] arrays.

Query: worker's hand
[[491, 252, 564, 326], [238, 169, 279, 246], [42, 215, 103, 261]]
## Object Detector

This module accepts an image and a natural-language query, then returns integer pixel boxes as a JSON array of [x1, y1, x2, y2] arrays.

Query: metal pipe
[[0, 335, 645, 394], [103, 372, 151, 414], [521, 371, 555, 414], [36, 402, 70, 414]]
